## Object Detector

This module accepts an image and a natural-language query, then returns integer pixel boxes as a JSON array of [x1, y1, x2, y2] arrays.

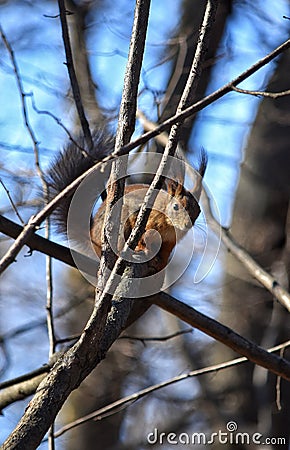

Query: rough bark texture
[[2, 262, 151, 449]]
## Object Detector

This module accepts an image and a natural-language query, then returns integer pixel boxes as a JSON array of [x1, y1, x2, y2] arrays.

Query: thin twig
[[57, 0, 93, 150], [1, 23, 66, 400], [122, 37, 290, 154], [221, 228, 290, 311], [30, 95, 87, 152], [119, 0, 218, 262], [276, 346, 285, 411], [202, 190, 290, 312], [119, 328, 192, 342], [0, 34, 58, 443], [1, 37, 290, 275], [0, 296, 86, 350], [0, 179, 24, 224], [44, 213, 56, 363], [56, 328, 193, 345], [44, 189, 56, 450], [53, 338, 290, 438], [0, 26, 41, 177], [0, 26, 49, 228], [231, 85, 290, 99]]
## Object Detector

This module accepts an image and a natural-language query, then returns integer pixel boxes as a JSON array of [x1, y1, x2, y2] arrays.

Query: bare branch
[[0, 374, 48, 414], [3, 285, 290, 412], [153, 292, 290, 380], [202, 189, 290, 312], [0, 353, 60, 411], [0, 214, 98, 276], [220, 228, 290, 311], [231, 85, 290, 98], [45, 231, 56, 450], [1, 1, 152, 447], [0, 365, 49, 391], [0, 329, 192, 409], [100, 0, 152, 278], [125, 37, 290, 153], [1, 27, 59, 443], [119, 328, 193, 342], [0, 26, 40, 169], [121, 0, 218, 260], [30, 96, 87, 152], [54, 338, 290, 438], [56, 329, 193, 345], [0, 179, 24, 225], [0, 296, 87, 350], [57, 0, 93, 150]]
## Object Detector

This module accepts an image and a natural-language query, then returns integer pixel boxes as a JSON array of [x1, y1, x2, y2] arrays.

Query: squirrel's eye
[[173, 203, 179, 211]]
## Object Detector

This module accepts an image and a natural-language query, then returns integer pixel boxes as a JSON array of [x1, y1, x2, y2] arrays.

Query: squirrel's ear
[[166, 179, 177, 196], [166, 179, 184, 197], [192, 149, 208, 200]]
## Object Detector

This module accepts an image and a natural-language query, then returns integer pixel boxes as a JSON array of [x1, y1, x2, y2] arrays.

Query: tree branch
[[0, 214, 98, 276], [53, 339, 290, 439], [231, 85, 290, 98], [57, 0, 93, 150], [120, 0, 218, 261], [127, 37, 290, 153], [99, 0, 151, 281], [2, 287, 290, 412], [202, 188, 290, 312], [152, 292, 290, 380]]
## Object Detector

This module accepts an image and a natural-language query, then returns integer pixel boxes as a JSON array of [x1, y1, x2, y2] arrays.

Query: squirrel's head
[[165, 152, 207, 232]]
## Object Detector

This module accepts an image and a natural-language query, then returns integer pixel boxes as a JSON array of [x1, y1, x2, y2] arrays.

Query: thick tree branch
[[0, 214, 98, 276], [152, 292, 290, 380], [100, 0, 151, 280]]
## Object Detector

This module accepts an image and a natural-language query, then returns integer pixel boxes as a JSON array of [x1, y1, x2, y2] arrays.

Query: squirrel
[[46, 127, 207, 275]]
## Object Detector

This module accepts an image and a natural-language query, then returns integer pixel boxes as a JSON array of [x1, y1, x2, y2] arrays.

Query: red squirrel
[[46, 128, 207, 274]]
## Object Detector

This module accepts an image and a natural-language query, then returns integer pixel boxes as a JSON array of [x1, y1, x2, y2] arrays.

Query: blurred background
[[0, 0, 290, 448]]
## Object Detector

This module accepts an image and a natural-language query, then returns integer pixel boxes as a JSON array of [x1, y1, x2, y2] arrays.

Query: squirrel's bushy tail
[[46, 127, 114, 235]]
